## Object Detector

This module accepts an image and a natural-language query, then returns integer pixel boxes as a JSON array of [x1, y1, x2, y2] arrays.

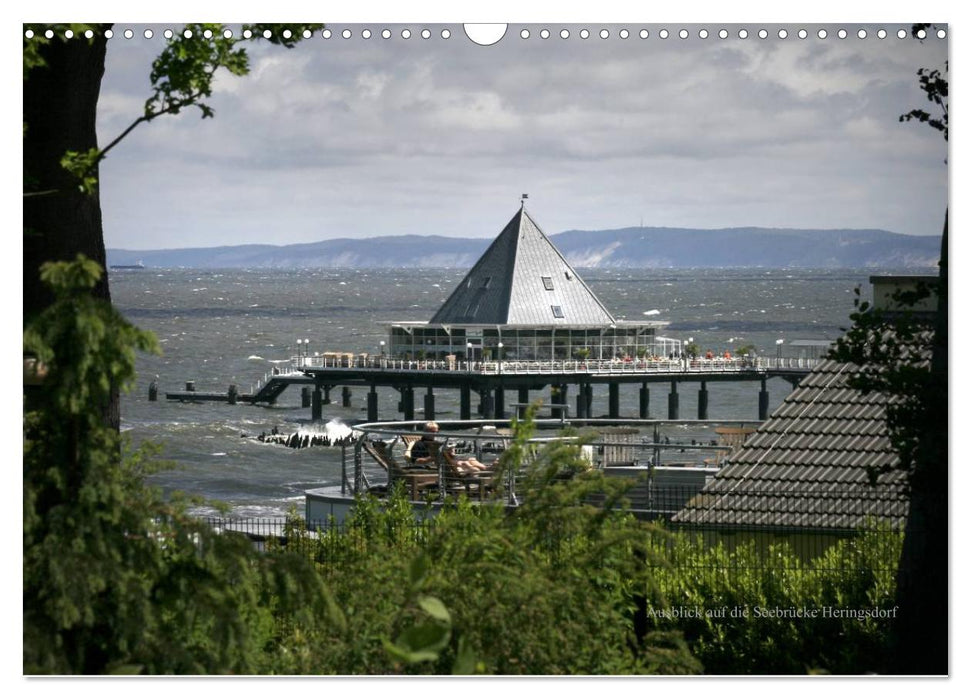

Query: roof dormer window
[[542, 276, 554, 290], [551, 305, 564, 319]]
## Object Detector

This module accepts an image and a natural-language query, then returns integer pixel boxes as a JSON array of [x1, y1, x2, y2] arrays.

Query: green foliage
[[22, 24, 100, 79], [898, 25, 948, 142], [733, 344, 756, 357], [827, 284, 936, 481], [23, 258, 337, 674], [643, 524, 903, 674], [684, 342, 700, 358]]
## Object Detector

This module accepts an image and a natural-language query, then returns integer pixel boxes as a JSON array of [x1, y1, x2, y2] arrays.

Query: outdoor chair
[[439, 447, 499, 500], [363, 439, 439, 500]]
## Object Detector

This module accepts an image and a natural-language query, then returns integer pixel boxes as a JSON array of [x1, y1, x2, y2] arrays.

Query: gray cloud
[[96, 24, 948, 249]]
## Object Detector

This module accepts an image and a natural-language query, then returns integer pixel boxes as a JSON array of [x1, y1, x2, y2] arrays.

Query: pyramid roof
[[430, 206, 616, 326]]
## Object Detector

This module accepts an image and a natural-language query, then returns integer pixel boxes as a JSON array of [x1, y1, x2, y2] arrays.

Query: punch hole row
[[24, 26, 948, 41]]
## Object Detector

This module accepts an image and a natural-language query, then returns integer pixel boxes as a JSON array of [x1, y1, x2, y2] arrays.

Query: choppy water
[[112, 266, 926, 518]]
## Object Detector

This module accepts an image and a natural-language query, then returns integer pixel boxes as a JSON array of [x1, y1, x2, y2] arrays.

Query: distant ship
[[110, 261, 145, 270]]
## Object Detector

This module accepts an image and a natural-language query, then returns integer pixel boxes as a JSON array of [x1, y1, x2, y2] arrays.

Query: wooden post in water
[[424, 386, 436, 421], [758, 378, 769, 420], [482, 389, 495, 419], [341, 386, 352, 408], [697, 381, 708, 420], [608, 382, 620, 419], [312, 386, 323, 421], [639, 382, 649, 419], [228, 384, 238, 405], [460, 384, 471, 420], [148, 380, 158, 402], [301, 386, 311, 408], [367, 385, 379, 422], [402, 386, 415, 421], [668, 381, 680, 420]]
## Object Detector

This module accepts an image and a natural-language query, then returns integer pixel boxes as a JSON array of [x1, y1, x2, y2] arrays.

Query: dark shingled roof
[[430, 206, 616, 326], [672, 358, 909, 530]]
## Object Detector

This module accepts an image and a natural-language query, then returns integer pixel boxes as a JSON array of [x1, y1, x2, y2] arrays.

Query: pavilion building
[[387, 205, 677, 362]]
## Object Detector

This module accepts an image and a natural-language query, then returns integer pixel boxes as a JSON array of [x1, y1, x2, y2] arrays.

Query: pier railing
[[285, 355, 820, 375]]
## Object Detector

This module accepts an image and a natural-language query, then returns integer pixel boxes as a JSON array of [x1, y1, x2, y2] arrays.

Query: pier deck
[[161, 355, 818, 422]]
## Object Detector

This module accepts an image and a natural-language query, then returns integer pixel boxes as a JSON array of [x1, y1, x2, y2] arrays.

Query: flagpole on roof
[[521, 193, 528, 206]]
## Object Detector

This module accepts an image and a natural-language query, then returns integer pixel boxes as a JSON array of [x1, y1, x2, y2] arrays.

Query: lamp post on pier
[[296, 338, 302, 364], [776, 338, 784, 367], [467, 341, 473, 373]]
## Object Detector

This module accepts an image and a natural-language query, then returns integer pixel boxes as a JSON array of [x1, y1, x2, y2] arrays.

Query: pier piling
[[518, 387, 530, 418], [367, 386, 378, 422], [608, 382, 620, 419], [668, 381, 680, 420], [697, 381, 708, 420], [301, 386, 311, 408], [424, 386, 436, 420], [228, 384, 238, 405], [460, 384, 471, 420], [312, 387, 323, 421], [758, 378, 770, 421], [402, 386, 415, 421], [148, 380, 158, 402], [482, 391, 495, 419], [639, 382, 649, 419]]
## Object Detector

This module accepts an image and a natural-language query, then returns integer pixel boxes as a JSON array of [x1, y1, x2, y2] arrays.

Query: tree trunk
[[24, 29, 110, 315], [24, 28, 119, 428], [891, 210, 948, 674]]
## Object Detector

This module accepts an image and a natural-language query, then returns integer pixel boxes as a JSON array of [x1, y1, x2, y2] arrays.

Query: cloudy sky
[[95, 21, 949, 250]]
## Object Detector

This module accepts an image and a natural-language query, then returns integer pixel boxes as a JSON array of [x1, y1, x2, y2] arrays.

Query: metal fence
[[202, 499, 906, 577]]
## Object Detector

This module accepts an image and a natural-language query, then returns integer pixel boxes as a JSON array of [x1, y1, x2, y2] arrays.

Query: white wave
[[642, 309, 660, 316], [247, 355, 264, 361]]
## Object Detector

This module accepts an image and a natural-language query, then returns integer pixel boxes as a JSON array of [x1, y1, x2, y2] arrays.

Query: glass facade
[[388, 323, 676, 361]]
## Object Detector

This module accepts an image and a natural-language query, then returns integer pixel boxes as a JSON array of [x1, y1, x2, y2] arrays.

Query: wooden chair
[[438, 447, 498, 500], [363, 439, 439, 500]]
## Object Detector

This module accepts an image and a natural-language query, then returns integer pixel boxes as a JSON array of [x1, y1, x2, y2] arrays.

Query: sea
[[111, 267, 930, 519]]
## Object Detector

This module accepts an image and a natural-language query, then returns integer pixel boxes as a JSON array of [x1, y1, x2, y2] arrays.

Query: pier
[[162, 354, 815, 422], [159, 205, 821, 423]]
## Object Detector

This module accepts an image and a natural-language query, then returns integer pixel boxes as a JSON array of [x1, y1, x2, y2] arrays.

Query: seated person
[[443, 447, 492, 475], [409, 421, 441, 465]]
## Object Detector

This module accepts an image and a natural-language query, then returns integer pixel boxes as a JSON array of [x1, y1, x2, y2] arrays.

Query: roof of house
[[430, 206, 617, 326], [671, 358, 910, 530]]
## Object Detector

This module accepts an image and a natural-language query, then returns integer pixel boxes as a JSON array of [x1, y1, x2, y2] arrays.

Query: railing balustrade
[[285, 354, 819, 374]]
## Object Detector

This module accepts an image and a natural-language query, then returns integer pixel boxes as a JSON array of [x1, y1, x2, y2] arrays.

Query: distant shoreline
[[107, 226, 941, 270]]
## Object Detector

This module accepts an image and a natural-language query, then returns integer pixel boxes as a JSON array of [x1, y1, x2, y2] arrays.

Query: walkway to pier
[[162, 355, 818, 423]]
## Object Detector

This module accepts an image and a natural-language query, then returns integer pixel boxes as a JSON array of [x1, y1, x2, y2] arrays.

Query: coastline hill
[[107, 226, 941, 269]]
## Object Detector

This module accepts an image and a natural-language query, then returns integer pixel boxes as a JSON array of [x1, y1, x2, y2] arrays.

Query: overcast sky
[[96, 22, 949, 250]]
